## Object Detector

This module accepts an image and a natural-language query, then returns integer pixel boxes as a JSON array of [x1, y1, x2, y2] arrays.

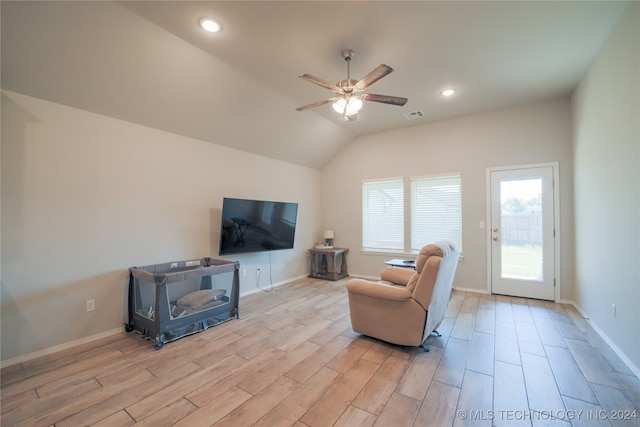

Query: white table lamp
[[323, 229, 335, 247]]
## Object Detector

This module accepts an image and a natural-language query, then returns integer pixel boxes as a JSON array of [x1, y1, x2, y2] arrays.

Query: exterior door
[[489, 165, 556, 300]]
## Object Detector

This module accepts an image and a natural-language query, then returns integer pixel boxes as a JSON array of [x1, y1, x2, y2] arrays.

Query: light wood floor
[[2, 277, 639, 427]]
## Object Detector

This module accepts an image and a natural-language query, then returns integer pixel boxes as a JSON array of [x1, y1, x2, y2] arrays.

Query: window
[[362, 178, 404, 251], [362, 174, 462, 253], [411, 175, 462, 252]]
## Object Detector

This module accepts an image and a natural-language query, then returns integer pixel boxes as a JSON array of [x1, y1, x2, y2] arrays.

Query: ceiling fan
[[296, 49, 408, 122]]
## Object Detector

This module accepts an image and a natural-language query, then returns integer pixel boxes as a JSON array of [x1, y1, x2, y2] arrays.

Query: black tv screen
[[219, 197, 299, 255]]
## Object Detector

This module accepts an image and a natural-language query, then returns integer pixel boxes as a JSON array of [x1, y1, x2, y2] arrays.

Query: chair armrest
[[380, 267, 415, 286], [346, 279, 412, 302]]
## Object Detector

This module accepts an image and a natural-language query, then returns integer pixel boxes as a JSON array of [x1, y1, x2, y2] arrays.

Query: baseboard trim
[[1, 327, 124, 369], [457, 291, 640, 379], [470, 292, 640, 379], [2, 275, 308, 368], [5, 285, 637, 380], [239, 274, 307, 297], [567, 301, 640, 379], [453, 286, 490, 294]]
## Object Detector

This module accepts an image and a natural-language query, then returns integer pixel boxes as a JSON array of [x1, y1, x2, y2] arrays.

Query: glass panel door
[[490, 166, 555, 300], [500, 178, 543, 281]]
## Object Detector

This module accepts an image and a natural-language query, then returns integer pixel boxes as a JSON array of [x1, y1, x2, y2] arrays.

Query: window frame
[[409, 173, 463, 253], [361, 177, 405, 253], [361, 173, 462, 255]]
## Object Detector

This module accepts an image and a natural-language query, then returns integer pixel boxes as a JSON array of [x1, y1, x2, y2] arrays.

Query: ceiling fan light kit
[[332, 96, 363, 116], [297, 49, 408, 122]]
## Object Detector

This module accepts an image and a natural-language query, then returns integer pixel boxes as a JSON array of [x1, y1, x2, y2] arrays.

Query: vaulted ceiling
[[1, 1, 628, 169]]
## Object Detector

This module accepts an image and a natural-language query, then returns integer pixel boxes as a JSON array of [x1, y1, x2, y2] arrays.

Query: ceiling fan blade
[[361, 93, 408, 106], [296, 98, 340, 111], [355, 64, 394, 91], [299, 74, 341, 92]]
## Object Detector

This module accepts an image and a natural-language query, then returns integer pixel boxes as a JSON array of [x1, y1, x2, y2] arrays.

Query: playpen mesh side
[[128, 258, 239, 347]]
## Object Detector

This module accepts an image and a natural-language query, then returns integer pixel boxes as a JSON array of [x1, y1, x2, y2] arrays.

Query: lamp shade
[[323, 229, 335, 239]]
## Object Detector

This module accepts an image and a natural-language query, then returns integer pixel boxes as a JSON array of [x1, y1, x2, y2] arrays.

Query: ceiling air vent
[[404, 110, 425, 120]]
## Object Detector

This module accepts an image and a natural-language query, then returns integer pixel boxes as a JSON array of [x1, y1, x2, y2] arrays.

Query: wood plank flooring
[[2, 277, 639, 426]]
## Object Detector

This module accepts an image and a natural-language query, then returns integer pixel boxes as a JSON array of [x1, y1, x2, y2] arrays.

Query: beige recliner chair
[[346, 241, 459, 350]]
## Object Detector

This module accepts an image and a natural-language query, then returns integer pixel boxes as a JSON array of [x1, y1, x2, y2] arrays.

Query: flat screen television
[[219, 197, 299, 255]]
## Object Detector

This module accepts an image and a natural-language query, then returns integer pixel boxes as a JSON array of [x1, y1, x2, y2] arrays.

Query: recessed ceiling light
[[199, 17, 222, 33], [441, 89, 456, 97]]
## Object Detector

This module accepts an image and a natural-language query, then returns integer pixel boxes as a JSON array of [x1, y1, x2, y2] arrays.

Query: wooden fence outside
[[501, 213, 542, 244]]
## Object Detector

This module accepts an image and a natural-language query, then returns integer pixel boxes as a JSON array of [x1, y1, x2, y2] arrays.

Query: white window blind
[[362, 179, 404, 251], [411, 175, 462, 252]]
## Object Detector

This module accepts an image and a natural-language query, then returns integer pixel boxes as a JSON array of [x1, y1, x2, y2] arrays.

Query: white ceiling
[[1, 1, 629, 169]]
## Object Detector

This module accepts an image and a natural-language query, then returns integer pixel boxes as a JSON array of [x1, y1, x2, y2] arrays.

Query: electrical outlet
[[86, 299, 96, 312], [170, 262, 178, 268], [611, 304, 616, 318], [242, 268, 247, 277], [186, 260, 200, 267]]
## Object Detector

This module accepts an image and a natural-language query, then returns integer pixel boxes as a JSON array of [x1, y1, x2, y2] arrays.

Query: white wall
[[1, 90, 320, 363], [320, 98, 574, 298], [572, 2, 639, 370]]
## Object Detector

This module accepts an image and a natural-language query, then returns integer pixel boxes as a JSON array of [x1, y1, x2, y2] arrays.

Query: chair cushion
[[346, 279, 412, 302], [345, 240, 458, 348], [380, 267, 416, 286], [415, 244, 444, 273]]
